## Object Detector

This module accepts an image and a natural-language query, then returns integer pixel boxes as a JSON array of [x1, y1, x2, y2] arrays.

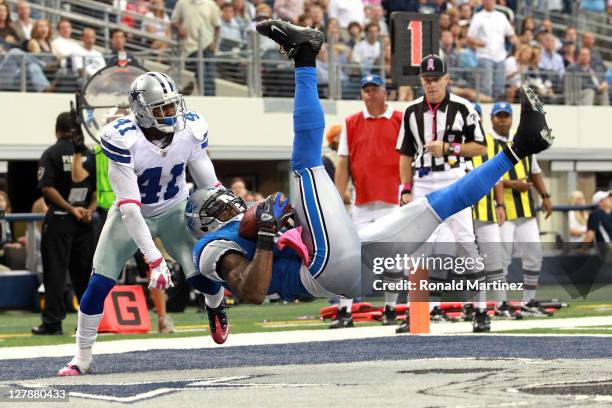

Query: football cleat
[[472, 309, 491, 333], [494, 301, 521, 319], [520, 300, 552, 317], [158, 316, 176, 333], [206, 300, 229, 344], [58, 364, 86, 377], [509, 85, 554, 159], [381, 305, 398, 326], [395, 315, 410, 334], [255, 20, 324, 59], [430, 306, 458, 322], [461, 303, 475, 321], [329, 307, 354, 329], [31, 324, 63, 335]]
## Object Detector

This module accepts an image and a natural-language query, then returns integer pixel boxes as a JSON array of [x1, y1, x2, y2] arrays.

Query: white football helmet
[[128, 71, 186, 133], [185, 187, 247, 238]]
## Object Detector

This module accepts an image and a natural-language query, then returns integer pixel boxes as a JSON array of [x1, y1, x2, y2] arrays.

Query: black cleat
[[205, 300, 229, 344], [494, 301, 520, 319], [381, 305, 397, 326], [395, 315, 410, 334], [461, 303, 475, 321], [255, 19, 324, 59], [472, 309, 491, 333], [329, 307, 354, 329], [31, 324, 63, 335], [509, 85, 554, 159], [520, 300, 553, 317]]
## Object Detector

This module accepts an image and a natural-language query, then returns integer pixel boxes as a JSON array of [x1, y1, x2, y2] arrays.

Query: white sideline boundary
[[0, 316, 610, 361]]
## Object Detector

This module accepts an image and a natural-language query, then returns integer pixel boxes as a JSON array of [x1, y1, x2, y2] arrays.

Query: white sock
[[469, 289, 487, 311], [384, 292, 398, 308], [71, 310, 103, 371], [522, 289, 536, 304], [339, 298, 353, 314], [205, 286, 225, 309]]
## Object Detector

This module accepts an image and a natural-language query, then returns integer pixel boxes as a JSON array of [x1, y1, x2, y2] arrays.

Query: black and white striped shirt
[[396, 92, 485, 171]]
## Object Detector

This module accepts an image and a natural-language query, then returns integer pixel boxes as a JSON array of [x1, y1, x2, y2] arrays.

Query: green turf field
[[1, 291, 612, 348]]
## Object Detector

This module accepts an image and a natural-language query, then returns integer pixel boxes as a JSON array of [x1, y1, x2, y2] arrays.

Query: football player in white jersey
[[58, 71, 220, 376]]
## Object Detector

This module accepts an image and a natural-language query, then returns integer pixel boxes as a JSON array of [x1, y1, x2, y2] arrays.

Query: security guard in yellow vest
[[470, 102, 514, 318], [487, 102, 553, 316]]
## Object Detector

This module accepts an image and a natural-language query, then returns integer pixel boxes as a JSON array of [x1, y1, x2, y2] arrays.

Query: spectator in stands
[[0, 3, 19, 46], [327, 0, 365, 28], [233, 0, 256, 33], [506, 44, 537, 102], [584, 190, 611, 247], [273, 0, 304, 23], [564, 26, 578, 45], [562, 41, 576, 67], [439, 12, 452, 31], [566, 48, 610, 106], [539, 32, 565, 79], [346, 21, 362, 49], [0, 44, 51, 91], [539, 18, 561, 50], [568, 190, 588, 243], [520, 15, 535, 34], [325, 18, 350, 63], [171, 0, 219, 96], [443, 30, 493, 102], [121, 0, 149, 29], [0, 190, 21, 271], [351, 22, 381, 76], [467, 0, 519, 100], [296, 14, 314, 28], [219, 3, 243, 43], [51, 19, 83, 68], [106, 28, 141, 67], [581, 32, 606, 74], [308, 3, 326, 31], [458, 3, 472, 21], [144, 0, 171, 51], [230, 177, 248, 200], [27, 19, 54, 55], [519, 29, 536, 47], [72, 28, 105, 79], [365, 5, 388, 36], [10, 0, 33, 43]]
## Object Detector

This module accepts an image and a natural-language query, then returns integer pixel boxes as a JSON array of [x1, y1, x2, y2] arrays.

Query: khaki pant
[[93, 200, 196, 280]]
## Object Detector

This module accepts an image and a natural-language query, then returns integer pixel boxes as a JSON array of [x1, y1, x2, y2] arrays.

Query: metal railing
[[2, 47, 611, 104]]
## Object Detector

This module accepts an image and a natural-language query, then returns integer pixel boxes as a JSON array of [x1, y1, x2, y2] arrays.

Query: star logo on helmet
[[129, 89, 144, 101]]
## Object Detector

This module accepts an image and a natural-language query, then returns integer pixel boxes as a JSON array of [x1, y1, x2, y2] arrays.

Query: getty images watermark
[[369, 253, 524, 292]]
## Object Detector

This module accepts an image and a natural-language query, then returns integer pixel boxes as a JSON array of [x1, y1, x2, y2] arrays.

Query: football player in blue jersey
[[185, 20, 554, 344]]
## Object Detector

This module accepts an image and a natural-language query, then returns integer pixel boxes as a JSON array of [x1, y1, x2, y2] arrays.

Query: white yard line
[[1, 316, 610, 361]]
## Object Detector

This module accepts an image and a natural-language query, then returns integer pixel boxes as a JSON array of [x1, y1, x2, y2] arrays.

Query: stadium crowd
[[0, 0, 611, 103]]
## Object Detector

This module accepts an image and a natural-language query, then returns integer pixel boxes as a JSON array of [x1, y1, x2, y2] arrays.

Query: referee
[[395, 54, 488, 333], [32, 112, 96, 335]]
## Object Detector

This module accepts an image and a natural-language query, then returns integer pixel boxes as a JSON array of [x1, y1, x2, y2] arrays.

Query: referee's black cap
[[419, 54, 446, 77]]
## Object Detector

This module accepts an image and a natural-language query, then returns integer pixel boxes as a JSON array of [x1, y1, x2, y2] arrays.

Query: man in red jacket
[[332, 74, 403, 328]]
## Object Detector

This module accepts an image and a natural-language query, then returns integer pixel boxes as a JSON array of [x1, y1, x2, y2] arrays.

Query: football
[[238, 204, 259, 239]]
